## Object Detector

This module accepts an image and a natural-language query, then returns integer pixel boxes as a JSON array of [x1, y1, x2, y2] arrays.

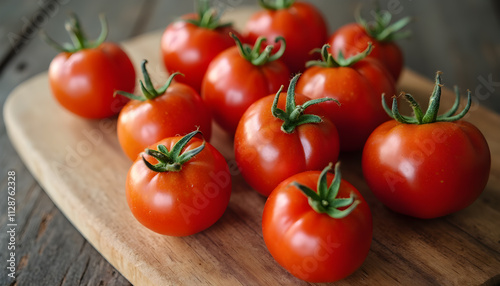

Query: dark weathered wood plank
[[0, 134, 132, 286], [1, 1, 500, 285], [0, 1, 149, 285], [0, 0, 53, 66]]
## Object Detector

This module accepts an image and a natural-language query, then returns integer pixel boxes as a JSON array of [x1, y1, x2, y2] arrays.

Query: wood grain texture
[[4, 5, 500, 283]]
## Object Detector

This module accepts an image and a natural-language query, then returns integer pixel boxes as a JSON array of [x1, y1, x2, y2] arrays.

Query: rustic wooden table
[[1, 1, 499, 285]]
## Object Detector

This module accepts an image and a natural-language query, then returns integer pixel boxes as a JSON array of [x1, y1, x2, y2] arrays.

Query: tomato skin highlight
[[234, 93, 340, 197], [202, 46, 290, 134], [362, 120, 491, 218], [329, 23, 404, 81], [161, 15, 239, 93], [49, 42, 135, 119], [296, 58, 395, 151], [117, 82, 212, 161], [126, 137, 231, 236], [244, 1, 328, 73], [262, 171, 372, 283]]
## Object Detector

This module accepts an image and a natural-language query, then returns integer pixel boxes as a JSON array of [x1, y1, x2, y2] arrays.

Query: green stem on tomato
[[231, 33, 286, 66], [143, 130, 205, 173], [355, 4, 412, 42], [384, 71, 472, 124], [41, 13, 108, 53], [184, 0, 232, 30], [114, 60, 183, 101], [293, 162, 360, 219], [271, 74, 339, 134], [306, 43, 373, 68]]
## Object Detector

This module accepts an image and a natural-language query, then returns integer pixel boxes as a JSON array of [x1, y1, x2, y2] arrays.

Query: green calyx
[[142, 130, 205, 172], [185, 0, 232, 29], [383, 71, 472, 124], [231, 33, 286, 66], [272, 74, 339, 134], [40, 13, 108, 53], [293, 162, 360, 219], [259, 0, 295, 10], [115, 60, 182, 101], [306, 43, 373, 68], [356, 5, 411, 42]]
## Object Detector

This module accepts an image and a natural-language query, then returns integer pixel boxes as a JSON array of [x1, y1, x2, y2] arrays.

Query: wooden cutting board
[[4, 7, 500, 286]]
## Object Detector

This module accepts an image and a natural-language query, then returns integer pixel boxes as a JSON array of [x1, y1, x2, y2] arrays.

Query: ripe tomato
[[244, 0, 328, 73], [161, 0, 240, 93], [126, 131, 232, 236], [116, 60, 212, 161], [296, 44, 395, 151], [263, 163, 372, 283], [362, 73, 491, 218], [202, 34, 290, 134], [45, 14, 135, 119], [328, 9, 411, 81], [234, 74, 340, 197]]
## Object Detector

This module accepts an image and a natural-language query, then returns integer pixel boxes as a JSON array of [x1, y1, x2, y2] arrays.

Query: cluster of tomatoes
[[44, 0, 491, 283]]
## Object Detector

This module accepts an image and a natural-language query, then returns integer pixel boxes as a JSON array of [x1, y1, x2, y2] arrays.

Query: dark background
[[0, 1, 499, 285]]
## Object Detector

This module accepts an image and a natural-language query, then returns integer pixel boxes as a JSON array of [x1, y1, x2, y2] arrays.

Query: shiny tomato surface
[[117, 81, 212, 161], [49, 42, 135, 118], [202, 46, 290, 134], [161, 15, 239, 93], [362, 120, 491, 218], [234, 93, 339, 196], [329, 23, 404, 81], [126, 136, 231, 236], [263, 171, 372, 282], [296, 58, 395, 151], [244, 1, 328, 73]]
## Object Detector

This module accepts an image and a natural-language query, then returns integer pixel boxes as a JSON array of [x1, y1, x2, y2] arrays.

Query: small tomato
[[263, 162, 373, 283], [202, 34, 290, 134], [116, 60, 211, 161], [234, 74, 340, 196], [161, 0, 240, 93], [126, 131, 232, 236], [297, 44, 395, 151], [45, 14, 135, 119], [244, 0, 328, 73], [329, 8, 411, 81], [362, 72, 491, 218]]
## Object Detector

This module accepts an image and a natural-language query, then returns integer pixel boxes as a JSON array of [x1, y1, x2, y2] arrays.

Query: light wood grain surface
[[5, 13, 500, 284], [1, 1, 500, 285]]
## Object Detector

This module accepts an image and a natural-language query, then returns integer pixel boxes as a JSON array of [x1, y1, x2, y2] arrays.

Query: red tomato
[[116, 60, 212, 161], [126, 131, 232, 236], [202, 34, 290, 134], [234, 74, 340, 197], [244, 0, 328, 73], [296, 44, 395, 151], [263, 163, 372, 283], [161, 1, 240, 93], [328, 10, 411, 81], [46, 14, 135, 119], [362, 73, 491, 218]]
